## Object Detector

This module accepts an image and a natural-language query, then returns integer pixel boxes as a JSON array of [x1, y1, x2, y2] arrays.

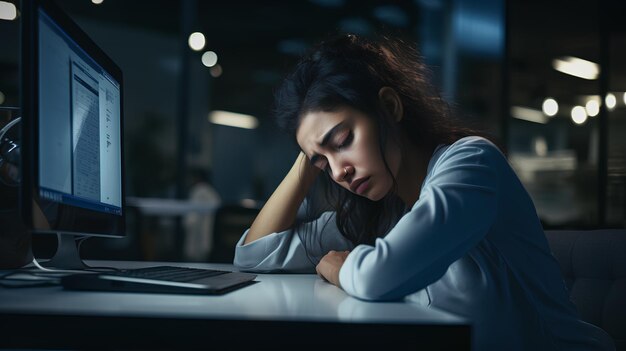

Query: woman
[[234, 34, 614, 350]]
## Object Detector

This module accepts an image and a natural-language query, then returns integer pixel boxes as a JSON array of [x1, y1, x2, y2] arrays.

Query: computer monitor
[[20, 0, 125, 269]]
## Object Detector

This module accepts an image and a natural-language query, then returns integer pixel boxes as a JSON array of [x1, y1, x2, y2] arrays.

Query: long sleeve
[[234, 211, 353, 273], [339, 137, 500, 301]]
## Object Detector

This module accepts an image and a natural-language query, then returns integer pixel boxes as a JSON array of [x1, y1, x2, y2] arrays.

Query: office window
[[507, 0, 626, 228], [608, 29, 626, 227]]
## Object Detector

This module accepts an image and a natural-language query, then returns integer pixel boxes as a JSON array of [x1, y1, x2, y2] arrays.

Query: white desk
[[126, 197, 220, 216], [0, 261, 471, 349]]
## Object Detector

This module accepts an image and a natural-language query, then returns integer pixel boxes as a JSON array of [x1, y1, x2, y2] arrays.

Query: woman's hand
[[245, 152, 320, 245], [316, 250, 350, 287]]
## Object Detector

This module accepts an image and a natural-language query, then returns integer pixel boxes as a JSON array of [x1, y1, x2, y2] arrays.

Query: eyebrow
[[309, 121, 346, 165]]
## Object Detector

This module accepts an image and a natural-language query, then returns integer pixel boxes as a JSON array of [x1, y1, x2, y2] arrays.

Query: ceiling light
[[0, 1, 17, 21], [188, 32, 205, 51], [542, 98, 558, 116], [605, 93, 616, 110], [201, 51, 218, 67], [585, 100, 599, 117], [209, 110, 258, 129], [511, 106, 547, 124], [571, 106, 587, 125], [552, 56, 599, 80], [92, 0, 104, 4]]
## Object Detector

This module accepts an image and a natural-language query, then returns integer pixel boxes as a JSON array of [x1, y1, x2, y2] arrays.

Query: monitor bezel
[[21, 0, 126, 238]]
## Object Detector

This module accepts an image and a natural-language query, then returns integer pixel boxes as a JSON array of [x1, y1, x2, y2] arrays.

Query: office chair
[[210, 204, 260, 263]]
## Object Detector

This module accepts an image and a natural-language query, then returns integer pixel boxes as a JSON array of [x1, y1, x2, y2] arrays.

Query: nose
[[330, 161, 354, 183]]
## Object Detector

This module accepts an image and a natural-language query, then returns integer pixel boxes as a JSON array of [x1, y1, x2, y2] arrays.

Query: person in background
[[183, 167, 221, 262], [233, 34, 614, 350]]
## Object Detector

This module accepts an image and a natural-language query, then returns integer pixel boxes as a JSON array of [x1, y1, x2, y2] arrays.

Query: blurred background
[[0, 0, 624, 263]]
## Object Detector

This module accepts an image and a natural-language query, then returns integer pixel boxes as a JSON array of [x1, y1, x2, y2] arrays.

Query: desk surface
[[0, 261, 471, 349]]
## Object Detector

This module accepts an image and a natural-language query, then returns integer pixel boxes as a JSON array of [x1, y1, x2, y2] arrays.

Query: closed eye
[[336, 130, 353, 150], [309, 129, 352, 172]]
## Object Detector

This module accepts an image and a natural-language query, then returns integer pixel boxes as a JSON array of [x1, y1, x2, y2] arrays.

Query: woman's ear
[[378, 87, 404, 123]]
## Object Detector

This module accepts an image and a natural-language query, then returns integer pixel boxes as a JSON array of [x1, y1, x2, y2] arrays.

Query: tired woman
[[233, 34, 614, 350]]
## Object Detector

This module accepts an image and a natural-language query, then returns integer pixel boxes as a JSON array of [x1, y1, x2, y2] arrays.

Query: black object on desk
[[61, 265, 257, 295]]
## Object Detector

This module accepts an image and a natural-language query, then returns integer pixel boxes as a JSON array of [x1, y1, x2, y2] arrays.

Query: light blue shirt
[[234, 136, 614, 350]]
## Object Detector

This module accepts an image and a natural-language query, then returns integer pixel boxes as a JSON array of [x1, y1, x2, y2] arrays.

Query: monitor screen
[[38, 9, 122, 215], [21, 0, 125, 246]]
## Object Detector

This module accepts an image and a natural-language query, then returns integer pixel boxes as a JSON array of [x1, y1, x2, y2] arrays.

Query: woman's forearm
[[244, 152, 319, 245]]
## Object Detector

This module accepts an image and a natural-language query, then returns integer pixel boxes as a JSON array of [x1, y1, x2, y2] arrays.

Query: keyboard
[[61, 265, 257, 295]]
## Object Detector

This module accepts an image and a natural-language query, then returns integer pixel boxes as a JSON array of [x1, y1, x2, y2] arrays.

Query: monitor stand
[[40, 233, 89, 270]]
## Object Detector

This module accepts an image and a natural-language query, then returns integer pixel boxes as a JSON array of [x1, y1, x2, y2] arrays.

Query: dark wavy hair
[[273, 34, 497, 250]]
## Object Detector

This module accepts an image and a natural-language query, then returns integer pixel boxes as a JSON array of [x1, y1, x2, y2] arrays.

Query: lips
[[350, 177, 370, 194]]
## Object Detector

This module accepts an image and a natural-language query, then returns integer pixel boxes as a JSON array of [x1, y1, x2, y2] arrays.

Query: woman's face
[[296, 106, 401, 201]]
